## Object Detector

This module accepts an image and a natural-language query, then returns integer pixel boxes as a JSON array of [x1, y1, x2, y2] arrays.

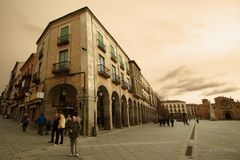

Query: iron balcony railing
[[121, 80, 128, 90], [98, 64, 110, 78], [97, 39, 106, 53], [57, 34, 70, 46], [111, 52, 117, 63], [112, 74, 121, 85], [52, 61, 70, 74], [128, 85, 133, 93]]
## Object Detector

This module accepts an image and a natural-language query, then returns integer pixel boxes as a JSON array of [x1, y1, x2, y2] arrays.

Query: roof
[[20, 53, 36, 72], [129, 60, 141, 71], [161, 100, 186, 103], [36, 6, 131, 61]]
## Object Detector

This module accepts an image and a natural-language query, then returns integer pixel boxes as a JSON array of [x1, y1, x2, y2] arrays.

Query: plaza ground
[[0, 117, 239, 160]]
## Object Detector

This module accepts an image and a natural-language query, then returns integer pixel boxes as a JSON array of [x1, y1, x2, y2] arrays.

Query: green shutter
[[97, 31, 103, 42], [60, 26, 69, 37]]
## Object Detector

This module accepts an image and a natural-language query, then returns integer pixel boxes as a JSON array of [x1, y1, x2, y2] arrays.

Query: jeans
[[50, 128, 58, 144], [56, 128, 64, 144], [70, 137, 78, 154], [38, 124, 44, 135]]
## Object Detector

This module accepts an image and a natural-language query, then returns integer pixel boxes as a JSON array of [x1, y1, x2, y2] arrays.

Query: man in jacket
[[36, 113, 47, 135]]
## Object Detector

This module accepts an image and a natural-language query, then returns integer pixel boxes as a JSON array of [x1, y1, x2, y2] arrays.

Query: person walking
[[64, 114, 71, 136], [66, 115, 82, 157], [170, 118, 174, 127], [48, 113, 59, 144], [196, 118, 199, 124], [36, 113, 47, 136], [21, 113, 30, 132], [57, 114, 65, 144]]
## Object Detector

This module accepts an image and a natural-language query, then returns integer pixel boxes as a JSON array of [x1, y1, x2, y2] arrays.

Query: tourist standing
[[48, 113, 59, 144], [57, 114, 65, 144], [66, 115, 82, 157]]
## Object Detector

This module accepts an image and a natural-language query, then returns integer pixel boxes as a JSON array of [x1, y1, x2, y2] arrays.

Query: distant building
[[195, 97, 240, 120], [186, 104, 198, 119], [160, 100, 187, 120]]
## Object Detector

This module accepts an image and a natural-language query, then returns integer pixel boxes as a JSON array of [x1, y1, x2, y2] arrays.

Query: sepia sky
[[0, 0, 240, 103]]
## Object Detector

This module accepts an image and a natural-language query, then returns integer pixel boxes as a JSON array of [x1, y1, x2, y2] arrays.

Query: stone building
[[3, 7, 159, 136], [160, 100, 187, 120], [195, 97, 240, 120], [186, 104, 198, 119], [5, 61, 24, 118]]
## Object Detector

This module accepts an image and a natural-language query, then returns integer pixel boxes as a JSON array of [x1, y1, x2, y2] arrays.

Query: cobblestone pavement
[[196, 120, 240, 160], [0, 117, 239, 160]]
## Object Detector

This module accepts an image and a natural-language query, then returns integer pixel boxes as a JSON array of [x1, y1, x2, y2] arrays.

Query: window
[[112, 65, 116, 76], [110, 45, 115, 54], [59, 50, 68, 62], [59, 50, 68, 68], [97, 32, 106, 52], [97, 31, 104, 43], [60, 26, 69, 37], [119, 55, 124, 70], [121, 72, 124, 81], [58, 26, 70, 45], [127, 78, 130, 85], [99, 55, 105, 71]]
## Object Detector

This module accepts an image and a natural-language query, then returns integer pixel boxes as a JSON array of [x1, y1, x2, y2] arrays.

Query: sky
[[0, 0, 240, 104]]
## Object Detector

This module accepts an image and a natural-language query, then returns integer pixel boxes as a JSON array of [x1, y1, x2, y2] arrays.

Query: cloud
[[157, 66, 231, 99], [202, 86, 239, 96], [158, 66, 190, 81], [22, 23, 43, 34]]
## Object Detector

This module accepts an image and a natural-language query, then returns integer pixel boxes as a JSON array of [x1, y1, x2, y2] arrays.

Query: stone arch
[[47, 83, 78, 119], [138, 102, 141, 124], [121, 95, 128, 127], [111, 91, 120, 128], [222, 110, 234, 120], [97, 85, 110, 130], [139, 103, 143, 124], [133, 100, 138, 125], [128, 98, 134, 126]]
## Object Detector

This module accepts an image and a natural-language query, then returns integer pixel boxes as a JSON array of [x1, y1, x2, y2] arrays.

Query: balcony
[[112, 74, 120, 85], [32, 72, 40, 84], [38, 49, 43, 59], [22, 74, 32, 80], [128, 85, 133, 93], [120, 62, 125, 70], [97, 39, 106, 53], [98, 64, 110, 78], [111, 52, 117, 63], [127, 69, 130, 75], [121, 80, 128, 90], [52, 61, 70, 74], [57, 34, 70, 46]]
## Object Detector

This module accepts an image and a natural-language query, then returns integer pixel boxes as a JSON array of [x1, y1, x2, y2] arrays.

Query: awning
[[18, 104, 25, 108], [29, 104, 37, 109]]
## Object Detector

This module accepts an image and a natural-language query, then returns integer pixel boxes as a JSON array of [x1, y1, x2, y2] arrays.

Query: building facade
[[3, 7, 159, 136], [186, 104, 198, 119], [160, 100, 187, 120]]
